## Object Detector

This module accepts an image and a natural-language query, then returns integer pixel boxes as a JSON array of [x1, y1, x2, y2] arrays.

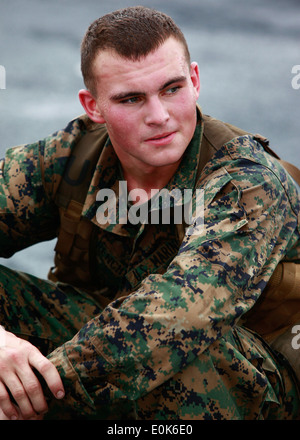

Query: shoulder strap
[[55, 121, 108, 209], [52, 121, 108, 261]]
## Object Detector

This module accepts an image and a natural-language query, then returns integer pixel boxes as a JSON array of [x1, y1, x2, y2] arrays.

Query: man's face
[[87, 37, 200, 174]]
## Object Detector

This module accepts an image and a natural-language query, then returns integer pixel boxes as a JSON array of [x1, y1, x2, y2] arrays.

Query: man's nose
[[144, 97, 170, 125]]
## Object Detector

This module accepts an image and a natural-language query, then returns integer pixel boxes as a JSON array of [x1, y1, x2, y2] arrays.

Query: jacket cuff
[[46, 344, 97, 418]]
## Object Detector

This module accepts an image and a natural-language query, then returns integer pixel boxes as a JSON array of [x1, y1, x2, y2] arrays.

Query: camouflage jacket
[[0, 110, 299, 416]]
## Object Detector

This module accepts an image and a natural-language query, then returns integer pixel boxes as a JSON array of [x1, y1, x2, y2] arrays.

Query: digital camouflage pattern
[[0, 110, 299, 419]]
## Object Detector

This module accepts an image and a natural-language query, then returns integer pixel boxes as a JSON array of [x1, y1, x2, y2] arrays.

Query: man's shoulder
[[201, 113, 277, 169], [48, 114, 107, 143], [41, 114, 108, 163]]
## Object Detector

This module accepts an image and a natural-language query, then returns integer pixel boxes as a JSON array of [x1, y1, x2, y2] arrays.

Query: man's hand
[[0, 328, 65, 420]]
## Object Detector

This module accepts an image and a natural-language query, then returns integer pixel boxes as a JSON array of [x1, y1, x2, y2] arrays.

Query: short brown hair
[[81, 6, 190, 95]]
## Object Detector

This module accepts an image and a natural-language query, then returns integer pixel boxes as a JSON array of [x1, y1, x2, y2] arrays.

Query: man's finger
[[18, 367, 48, 415], [0, 381, 18, 420], [1, 375, 36, 419], [28, 350, 65, 400]]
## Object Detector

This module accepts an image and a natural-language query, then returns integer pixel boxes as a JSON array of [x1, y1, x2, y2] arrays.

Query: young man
[[0, 6, 299, 420]]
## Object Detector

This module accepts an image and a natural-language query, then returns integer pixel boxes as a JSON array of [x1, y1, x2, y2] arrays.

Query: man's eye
[[164, 86, 181, 96], [120, 96, 140, 104]]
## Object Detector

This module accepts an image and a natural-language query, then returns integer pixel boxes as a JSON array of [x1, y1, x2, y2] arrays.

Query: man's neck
[[122, 160, 181, 205]]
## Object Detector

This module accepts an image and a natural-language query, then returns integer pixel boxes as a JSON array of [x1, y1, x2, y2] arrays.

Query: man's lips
[[145, 131, 176, 144]]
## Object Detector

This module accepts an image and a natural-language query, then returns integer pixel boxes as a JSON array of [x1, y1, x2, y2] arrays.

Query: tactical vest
[[48, 119, 108, 289], [48, 113, 300, 342]]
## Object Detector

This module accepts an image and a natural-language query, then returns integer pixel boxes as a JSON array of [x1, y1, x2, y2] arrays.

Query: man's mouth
[[145, 131, 176, 145], [150, 132, 173, 140]]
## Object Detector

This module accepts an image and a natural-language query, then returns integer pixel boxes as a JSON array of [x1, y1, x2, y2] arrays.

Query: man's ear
[[190, 62, 200, 99], [78, 89, 106, 124]]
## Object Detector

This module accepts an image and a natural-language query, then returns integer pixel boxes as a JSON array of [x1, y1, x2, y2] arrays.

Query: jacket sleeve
[[0, 140, 58, 256], [0, 117, 84, 257], [46, 140, 300, 416]]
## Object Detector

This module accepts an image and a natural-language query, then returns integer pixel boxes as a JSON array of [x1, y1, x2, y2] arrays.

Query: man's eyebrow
[[110, 76, 187, 102], [110, 90, 146, 101], [160, 75, 187, 90]]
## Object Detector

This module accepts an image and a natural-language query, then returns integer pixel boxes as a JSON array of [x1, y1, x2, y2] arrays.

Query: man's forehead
[[93, 37, 188, 72]]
